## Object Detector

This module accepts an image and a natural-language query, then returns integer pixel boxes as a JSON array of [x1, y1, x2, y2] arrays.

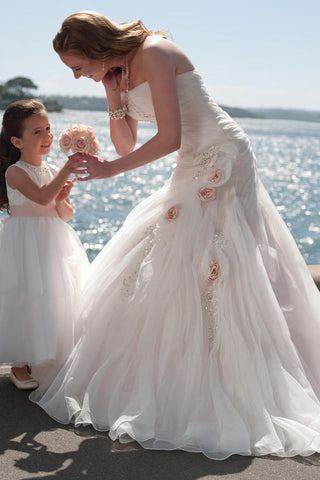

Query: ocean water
[[1, 109, 319, 264]]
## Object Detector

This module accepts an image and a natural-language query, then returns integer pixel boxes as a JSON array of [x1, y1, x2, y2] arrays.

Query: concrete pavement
[[1, 366, 320, 480]]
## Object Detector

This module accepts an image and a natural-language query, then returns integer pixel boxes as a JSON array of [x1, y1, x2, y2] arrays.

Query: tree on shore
[[0, 84, 6, 98], [0, 76, 38, 107], [0, 77, 62, 111], [4, 77, 38, 100]]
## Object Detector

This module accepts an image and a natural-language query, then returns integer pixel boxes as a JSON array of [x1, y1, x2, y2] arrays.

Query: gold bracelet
[[108, 105, 127, 120]]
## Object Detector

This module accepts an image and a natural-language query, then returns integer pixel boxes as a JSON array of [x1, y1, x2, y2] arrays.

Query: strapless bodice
[[127, 70, 249, 154], [127, 70, 256, 191]]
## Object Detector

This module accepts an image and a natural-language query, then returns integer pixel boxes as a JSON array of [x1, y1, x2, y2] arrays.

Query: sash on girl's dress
[[2, 204, 59, 223]]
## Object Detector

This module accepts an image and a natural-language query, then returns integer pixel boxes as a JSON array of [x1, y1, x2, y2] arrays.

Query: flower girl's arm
[[55, 180, 75, 221], [55, 199, 73, 222], [6, 161, 72, 205]]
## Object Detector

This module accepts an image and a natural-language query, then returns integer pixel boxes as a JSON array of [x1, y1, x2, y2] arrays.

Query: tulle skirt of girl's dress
[[0, 216, 89, 367], [31, 175, 320, 460]]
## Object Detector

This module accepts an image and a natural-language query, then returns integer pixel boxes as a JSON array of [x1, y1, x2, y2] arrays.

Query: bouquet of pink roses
[[58, 123, 100, 155]]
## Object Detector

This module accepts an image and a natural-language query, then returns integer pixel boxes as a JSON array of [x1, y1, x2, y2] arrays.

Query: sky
[[1, 0, 319, 110]]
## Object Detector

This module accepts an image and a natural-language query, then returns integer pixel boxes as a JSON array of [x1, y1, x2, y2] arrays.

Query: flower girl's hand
[[55, 178, 76, 202], [68, 153, 114, 180]]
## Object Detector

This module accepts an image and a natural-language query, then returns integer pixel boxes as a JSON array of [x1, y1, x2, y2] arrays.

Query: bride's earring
[[102, 62, 105, 72]]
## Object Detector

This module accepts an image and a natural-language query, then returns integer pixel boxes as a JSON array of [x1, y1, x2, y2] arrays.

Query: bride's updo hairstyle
[[0, 99, 45, 212], [53, 11, 168, 60]]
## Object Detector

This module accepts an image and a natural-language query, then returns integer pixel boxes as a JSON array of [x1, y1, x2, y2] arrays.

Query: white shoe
[[10, 369, 39, 390]]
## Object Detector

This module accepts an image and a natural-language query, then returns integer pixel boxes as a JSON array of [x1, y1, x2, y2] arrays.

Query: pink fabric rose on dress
[[208, 169, 223, 184], [58, 124, 100, 155], [198, 187, 216, 202], [208, 260, 220, 283], [166, 206, 180, 221]]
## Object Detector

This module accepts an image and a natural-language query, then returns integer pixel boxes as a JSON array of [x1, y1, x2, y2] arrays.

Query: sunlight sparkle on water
[[1, 110, 319, 263]]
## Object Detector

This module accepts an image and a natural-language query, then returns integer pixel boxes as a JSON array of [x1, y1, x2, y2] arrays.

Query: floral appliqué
[[193, 144, 234, 189], [122, 224, 159, 298], [208, 169, 223, 185], [208, 260, 220, 283], [193, 146, 218, 180], [166, 206, 180, 221], [203, 258, 220, 344], [198, 187, 216, 202], [201, 233, 227, 345]]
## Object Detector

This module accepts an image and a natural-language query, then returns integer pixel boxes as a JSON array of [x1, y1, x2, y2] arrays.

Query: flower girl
[[0, 99, 89, 389]]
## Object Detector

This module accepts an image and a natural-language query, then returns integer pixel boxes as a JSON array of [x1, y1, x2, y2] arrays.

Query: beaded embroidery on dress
[[34, 71, 320, 459]]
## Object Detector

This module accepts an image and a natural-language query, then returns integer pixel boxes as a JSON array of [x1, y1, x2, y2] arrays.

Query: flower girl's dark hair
[[0, 99, 45, 212]]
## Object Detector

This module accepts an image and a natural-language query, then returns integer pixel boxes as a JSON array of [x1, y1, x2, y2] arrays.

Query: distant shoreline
[[1, 96, 320, 123], [41, 96, 320, 123]]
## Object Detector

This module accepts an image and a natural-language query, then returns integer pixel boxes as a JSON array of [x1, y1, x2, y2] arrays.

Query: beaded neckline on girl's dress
[[17, 160, 51, 174]]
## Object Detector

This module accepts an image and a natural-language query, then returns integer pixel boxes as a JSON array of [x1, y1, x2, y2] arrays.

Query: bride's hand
[[68, 153, 115, 181], [102, 68, 123, 94]]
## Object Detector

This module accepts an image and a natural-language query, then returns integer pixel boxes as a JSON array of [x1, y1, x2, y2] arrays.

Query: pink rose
[[88, 138, 99, 155], [166, 206, 180, 221], [69, 124, 82, 136], [208, 169, 223, 184], [198, 187, 216, 202], [208, 260, 220, 283], [71, 134, 90, 154], [58, 132, 72, 153], [86, 127, 96, 139]]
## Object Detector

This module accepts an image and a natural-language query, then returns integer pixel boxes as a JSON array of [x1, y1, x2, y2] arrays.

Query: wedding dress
[[32, 70, 320, 459]]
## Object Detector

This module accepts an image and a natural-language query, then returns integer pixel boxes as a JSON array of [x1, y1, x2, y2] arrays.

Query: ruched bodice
[[128, 70, 250, 154], [127, 70, 256, 203]]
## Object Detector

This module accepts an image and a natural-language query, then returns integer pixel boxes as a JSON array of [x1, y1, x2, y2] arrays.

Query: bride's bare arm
[[71, 43, 182, 180], [102, 70, 138, 156]]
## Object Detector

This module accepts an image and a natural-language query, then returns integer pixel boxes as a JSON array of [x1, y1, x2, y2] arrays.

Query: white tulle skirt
[[31, 172, 320, 460], [0, 216, 89, 366]]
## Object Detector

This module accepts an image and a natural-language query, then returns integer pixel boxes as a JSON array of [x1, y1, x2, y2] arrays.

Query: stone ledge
[[0, 366, 10, 375], [308, 264, 320, 290]]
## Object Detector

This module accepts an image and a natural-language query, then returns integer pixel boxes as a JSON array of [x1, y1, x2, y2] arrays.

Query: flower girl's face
[[59, 52, 106, 82], [12, 111, 53, 158]]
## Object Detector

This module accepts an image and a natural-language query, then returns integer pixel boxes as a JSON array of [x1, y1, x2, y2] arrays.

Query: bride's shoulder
[[139, 36, 194, 76], [141, 35, 180, 56], [135, 37, 175, 79]]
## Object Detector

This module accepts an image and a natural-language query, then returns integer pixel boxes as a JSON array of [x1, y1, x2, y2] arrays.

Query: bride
[[32, 11, 320, 460]]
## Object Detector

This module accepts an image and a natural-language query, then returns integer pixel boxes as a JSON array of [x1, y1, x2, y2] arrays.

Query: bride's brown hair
[[53, 11, 168, 60]]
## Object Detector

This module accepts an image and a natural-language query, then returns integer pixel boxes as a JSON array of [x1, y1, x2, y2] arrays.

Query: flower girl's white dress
[[0, 160, 89, 367], [34, 71, 320, 459]]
